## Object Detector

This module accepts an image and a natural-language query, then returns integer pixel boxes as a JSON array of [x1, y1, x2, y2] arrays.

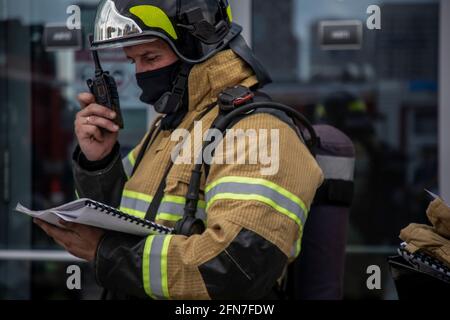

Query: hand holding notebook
[[15, 199, 173, 237]]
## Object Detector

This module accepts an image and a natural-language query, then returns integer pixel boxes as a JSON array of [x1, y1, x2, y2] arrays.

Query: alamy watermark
[[367, 5, 381, 30], [66, 265, 81, 290], [64, 3, 382, 32], [66, 5, 81, 30], [366, 265, 382, 290], [171, 121, 280, 176]]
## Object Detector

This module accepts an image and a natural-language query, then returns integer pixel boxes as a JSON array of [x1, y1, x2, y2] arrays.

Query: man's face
[[124, 39, 179, 74]]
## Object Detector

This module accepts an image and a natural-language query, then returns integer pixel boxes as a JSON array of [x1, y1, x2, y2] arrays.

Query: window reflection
[[253, 0, 439, 299]]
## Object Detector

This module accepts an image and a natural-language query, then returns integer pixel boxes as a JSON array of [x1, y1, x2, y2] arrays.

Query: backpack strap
[[203, 87, 306, 179]]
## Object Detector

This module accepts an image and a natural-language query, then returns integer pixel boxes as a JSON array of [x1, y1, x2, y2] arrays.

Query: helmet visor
[[93, 0, 157, 49]]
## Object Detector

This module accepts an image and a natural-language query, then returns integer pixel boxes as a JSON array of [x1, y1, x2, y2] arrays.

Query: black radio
[[86, 49, 124, 129]]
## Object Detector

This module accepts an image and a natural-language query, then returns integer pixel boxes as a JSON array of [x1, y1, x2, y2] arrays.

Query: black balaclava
[[136, 60, 181, 108], [136, 60, 189, 130]]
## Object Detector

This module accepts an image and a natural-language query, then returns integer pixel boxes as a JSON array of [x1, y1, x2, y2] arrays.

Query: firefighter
[[35, 0, 323, 299]]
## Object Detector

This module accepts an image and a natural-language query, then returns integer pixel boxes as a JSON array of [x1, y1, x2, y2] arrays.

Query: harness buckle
[[218, 85, 255, 112]]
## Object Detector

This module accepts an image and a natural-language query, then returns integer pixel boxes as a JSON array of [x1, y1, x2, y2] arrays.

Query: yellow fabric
[[128, 152, 136, 167], [427, 198, 450, 238], [123, 190, 153, 203], [122, 50, 324, 299], [400, 198, 450, 268]]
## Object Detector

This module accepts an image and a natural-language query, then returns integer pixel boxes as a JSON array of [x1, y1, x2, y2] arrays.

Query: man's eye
[[145, 56, 158, 63]]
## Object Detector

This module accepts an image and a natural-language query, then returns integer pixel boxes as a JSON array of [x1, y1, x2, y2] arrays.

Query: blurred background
[[0, 0, 449, 299]]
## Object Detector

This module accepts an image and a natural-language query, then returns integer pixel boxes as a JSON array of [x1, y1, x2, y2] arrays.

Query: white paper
[[15, 199, 172, 236]]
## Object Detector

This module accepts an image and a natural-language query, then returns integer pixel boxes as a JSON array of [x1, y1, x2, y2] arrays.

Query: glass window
[[0, 0, 153, 299]]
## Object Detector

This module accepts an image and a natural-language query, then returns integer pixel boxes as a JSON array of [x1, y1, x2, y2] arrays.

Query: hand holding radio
[[86, 49, 124, 129], [75, 47, 125, 162], [75, 93, 119, 162]]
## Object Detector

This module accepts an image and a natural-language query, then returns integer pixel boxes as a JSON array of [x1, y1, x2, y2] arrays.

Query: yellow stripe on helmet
[[130, 5, 178, 40], [226, 5, 233, 22]]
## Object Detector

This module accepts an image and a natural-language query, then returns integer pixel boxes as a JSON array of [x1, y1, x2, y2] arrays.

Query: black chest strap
[[131, 103, 217, 222]]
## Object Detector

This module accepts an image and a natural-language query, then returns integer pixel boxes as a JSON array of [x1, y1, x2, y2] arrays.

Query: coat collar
[[187, 50, 259, 112]]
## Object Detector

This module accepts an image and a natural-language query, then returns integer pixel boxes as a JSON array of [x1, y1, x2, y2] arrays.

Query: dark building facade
[[252, 0, 299, 82]]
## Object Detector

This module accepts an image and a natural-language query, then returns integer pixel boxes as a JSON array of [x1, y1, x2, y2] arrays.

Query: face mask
[[135, 61, 181, 112]]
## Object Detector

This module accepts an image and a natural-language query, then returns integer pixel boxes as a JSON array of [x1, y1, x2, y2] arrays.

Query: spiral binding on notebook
[[84, 200, 173, 235], [398, 242, 450, 284]]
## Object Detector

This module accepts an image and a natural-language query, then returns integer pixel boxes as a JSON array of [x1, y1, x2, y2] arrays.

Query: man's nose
[[135, 61, 146, 74]]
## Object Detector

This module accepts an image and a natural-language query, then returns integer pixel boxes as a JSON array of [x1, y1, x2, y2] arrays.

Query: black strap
[[203, 91, 301, 179], [128, 123, 164, 222], [313, 179, 354, 207], [145, 162, 173, 221], [143, 103, 219, 222], [164, 63, 191, 114]]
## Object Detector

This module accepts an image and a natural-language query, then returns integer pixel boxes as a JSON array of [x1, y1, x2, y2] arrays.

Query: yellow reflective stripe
[[142, 235, 173, 300], [290, 234, 303, 259], [162, 195, 206, 209], [75, 190, 80, 199], [128, 152, 136, 167], [142, 236, 156, 299], [156, 196, 207, 222], [156, 213, 181, 222], [123, 151, 135, 179], [122, 190, 153, 203], [161, 236, 172, 299], [205, 176, 308, 214], [162, 195, 185, 205], [120, 207, 146, 219], [130, 5, 178, 40], [226, 5, 233, 22], [207, 193, 304, 230], [120, 191, 207, 222], [121, 190, 152, 218]]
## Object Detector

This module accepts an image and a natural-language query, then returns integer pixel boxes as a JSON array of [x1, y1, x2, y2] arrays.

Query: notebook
[[15, 199, 173, 237]]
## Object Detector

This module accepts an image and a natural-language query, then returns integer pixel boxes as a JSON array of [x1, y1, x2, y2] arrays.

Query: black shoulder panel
[[198, 228, 287, 300]]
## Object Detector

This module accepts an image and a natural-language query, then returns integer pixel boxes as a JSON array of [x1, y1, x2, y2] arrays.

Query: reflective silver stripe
[[120, 197, 149, 214], [120, 194, 206, 222], [122, 155, 134, 178], [316, 155, 355, 181], [206, 182, 307, 227], [157, 202, 206, 221], [149, 236, 165, 298]]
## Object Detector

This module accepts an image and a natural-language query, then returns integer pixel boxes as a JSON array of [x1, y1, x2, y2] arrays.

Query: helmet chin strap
[[153, 63, 192, 114]]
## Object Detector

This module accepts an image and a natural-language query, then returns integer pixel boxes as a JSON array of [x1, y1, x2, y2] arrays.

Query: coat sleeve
[[94, 113, 324, 300], [72, 133, 147, 208]]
